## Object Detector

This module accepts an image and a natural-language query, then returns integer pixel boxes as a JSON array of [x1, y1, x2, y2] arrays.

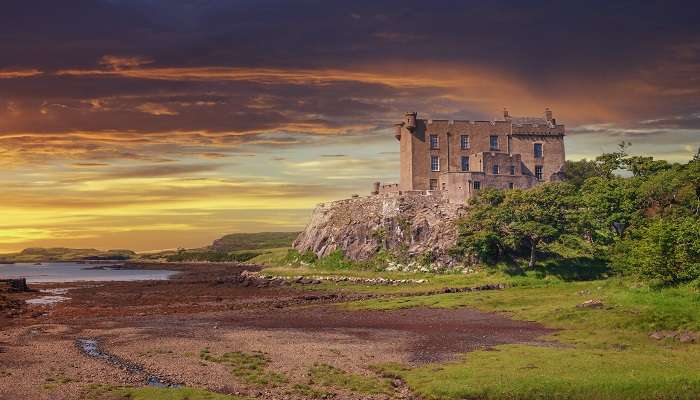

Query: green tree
[[501, 183, 578, 267], [618, 216, 700, 285], [623, 156, 671, 177], [562, 159, 599, 187], [594, 141, 630, 178]]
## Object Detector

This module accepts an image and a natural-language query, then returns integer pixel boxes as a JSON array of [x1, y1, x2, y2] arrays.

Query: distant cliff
[[293, 194, 466, 262]]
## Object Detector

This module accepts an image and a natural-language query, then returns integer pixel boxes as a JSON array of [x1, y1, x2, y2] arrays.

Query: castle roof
[[509, 116, 552, 126]]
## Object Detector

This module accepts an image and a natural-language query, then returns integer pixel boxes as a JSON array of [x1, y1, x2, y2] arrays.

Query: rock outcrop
[[294, 193, 467, 262]]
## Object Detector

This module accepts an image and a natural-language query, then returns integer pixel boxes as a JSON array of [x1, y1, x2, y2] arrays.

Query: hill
[[0, 247, 136, 263], [209, 232, 299, 252]]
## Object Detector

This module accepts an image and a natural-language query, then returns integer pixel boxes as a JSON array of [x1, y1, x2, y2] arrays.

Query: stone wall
[[293, 192, 466, 262]]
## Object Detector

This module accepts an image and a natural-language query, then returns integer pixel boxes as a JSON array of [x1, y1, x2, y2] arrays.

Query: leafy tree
[[617, 216, 700, 285], [501, 183, 578, 267], [594, 141, 630, 178], [455, 183, 577, 267], [578, 176, 639, 242], [623, 156, 671, 177], [562, 159, 599, 187]]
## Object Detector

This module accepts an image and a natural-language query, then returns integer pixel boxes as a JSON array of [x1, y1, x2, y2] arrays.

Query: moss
[[289, 383, 334, 399], [83, 385, 248, 400], [200, 349, 287, 387], [308, 363, 391, 395]]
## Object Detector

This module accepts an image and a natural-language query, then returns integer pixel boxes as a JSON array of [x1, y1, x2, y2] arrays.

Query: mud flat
[[0, 263, 552, 400]]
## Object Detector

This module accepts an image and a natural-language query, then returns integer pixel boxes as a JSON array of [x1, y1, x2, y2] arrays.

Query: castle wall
[[510, 131, 565, 180], [393, 110, 566, 203], [400, 119, 512, 191]]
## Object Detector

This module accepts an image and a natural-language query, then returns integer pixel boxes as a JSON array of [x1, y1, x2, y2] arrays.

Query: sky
[[1, 0, 699, 252]]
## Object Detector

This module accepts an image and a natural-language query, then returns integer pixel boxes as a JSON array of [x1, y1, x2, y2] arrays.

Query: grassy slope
[[352, 279, 700, 399], [209, 232, 299, 252]]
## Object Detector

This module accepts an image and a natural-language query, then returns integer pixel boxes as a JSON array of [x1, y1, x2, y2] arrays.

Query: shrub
[[615, 216, 700, 285]]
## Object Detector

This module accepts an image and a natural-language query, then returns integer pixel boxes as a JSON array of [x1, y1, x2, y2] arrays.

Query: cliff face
[[293, 194, 467, 262]]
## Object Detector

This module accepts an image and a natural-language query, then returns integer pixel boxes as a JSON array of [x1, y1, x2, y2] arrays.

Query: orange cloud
[[0, 68, 43, 79]]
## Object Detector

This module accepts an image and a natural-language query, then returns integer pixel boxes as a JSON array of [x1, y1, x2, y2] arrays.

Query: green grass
[[307, 363, 392, 395], [246, 247, 292, 266], [208, 232, 299, 252], [84, 385, 248, 400], [289, 383, 333, 399], [43, 374, 74, 390], [200, 348, 287, 387], [353, 279, 700, 399], [376, 345, 700, 400]]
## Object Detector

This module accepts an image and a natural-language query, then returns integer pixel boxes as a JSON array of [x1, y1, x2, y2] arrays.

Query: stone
[[648, 331, 665, 340], [577, 299, 603, 309], [679, 332, 696, 343]]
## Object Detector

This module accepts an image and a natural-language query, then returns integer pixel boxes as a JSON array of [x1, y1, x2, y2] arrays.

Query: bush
[[316, 250, 353, 270], [283, 249, 318, 265], [615, 216, 700, 285]]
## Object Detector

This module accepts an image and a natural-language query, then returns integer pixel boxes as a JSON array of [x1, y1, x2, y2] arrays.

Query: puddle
[[76, 339, 179, 387], [26, 288, 75, 305]]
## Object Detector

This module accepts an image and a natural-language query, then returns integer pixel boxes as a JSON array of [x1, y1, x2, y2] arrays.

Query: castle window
[[430, 135, 439, 149], [534, 143, 543, 158], [430, 155, 440, 171], [473, 181, 481, 190], [490, 135, 499, 151], [510, 165, 516, 175], [460, 135, 469, 149], [461, 156, 469, 171], [508, 182, 514, 189], [535, 165, 543, 180], [429, 179, 438, 191], [492, 165, 500, 175]]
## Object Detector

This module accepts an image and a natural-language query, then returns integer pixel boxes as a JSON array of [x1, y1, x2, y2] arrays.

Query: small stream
[[75, 339, 180, 387]]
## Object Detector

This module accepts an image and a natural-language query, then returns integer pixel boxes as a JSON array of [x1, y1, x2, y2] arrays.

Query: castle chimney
[[545, 108, 553, 122], [404, 111, 417, 132], [503, 108, 510, 120]]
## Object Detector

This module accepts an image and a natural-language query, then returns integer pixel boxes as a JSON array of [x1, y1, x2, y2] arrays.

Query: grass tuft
[[200, 349, 287, 387], [308, 363, 391, 395]]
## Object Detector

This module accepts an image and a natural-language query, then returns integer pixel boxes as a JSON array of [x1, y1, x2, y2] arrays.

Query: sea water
[[0, 262, 176, 283]]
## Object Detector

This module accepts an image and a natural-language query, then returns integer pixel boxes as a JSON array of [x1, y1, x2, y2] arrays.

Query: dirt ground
[[0, 264, 553, 399]]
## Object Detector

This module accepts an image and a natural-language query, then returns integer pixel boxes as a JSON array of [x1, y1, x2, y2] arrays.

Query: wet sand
[[0, 263, 553, 400]]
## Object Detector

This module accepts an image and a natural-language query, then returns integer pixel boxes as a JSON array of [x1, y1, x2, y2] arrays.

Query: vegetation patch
[[43, 373, 74, 390], [208, 232, 299, 252], [355, 279, 700, 399], [165, 250, 262, 263], [83, 384, 248, 400], [308, 363, 392, 395], [289, 383, 334, 399], [200, 348, 287, 387]]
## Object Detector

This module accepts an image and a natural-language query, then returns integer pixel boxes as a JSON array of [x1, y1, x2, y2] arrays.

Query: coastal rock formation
[[294, 193, 467, 262]]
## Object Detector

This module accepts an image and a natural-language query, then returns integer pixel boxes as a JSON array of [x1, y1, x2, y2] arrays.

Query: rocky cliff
[[293, 194, 467, 262]]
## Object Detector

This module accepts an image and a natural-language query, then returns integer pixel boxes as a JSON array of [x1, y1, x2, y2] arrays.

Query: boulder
[[577, 299, 604, 309]]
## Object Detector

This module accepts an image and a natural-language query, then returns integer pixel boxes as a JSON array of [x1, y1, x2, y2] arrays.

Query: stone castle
[[372, 109, 566, 203]]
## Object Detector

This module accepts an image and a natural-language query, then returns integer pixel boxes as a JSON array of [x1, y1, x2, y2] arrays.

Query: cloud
[[99, 55, 154, 70], [0, 69, 43, 79], [136, 102, 179, 116]]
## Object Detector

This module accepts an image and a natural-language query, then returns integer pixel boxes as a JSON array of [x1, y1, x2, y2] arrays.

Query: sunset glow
[[1, 1, 698, 252]]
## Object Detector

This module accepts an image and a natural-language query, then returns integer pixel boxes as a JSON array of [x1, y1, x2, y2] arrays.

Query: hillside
[[209, 232, 299, 252], [0, 248, 136, 263]]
